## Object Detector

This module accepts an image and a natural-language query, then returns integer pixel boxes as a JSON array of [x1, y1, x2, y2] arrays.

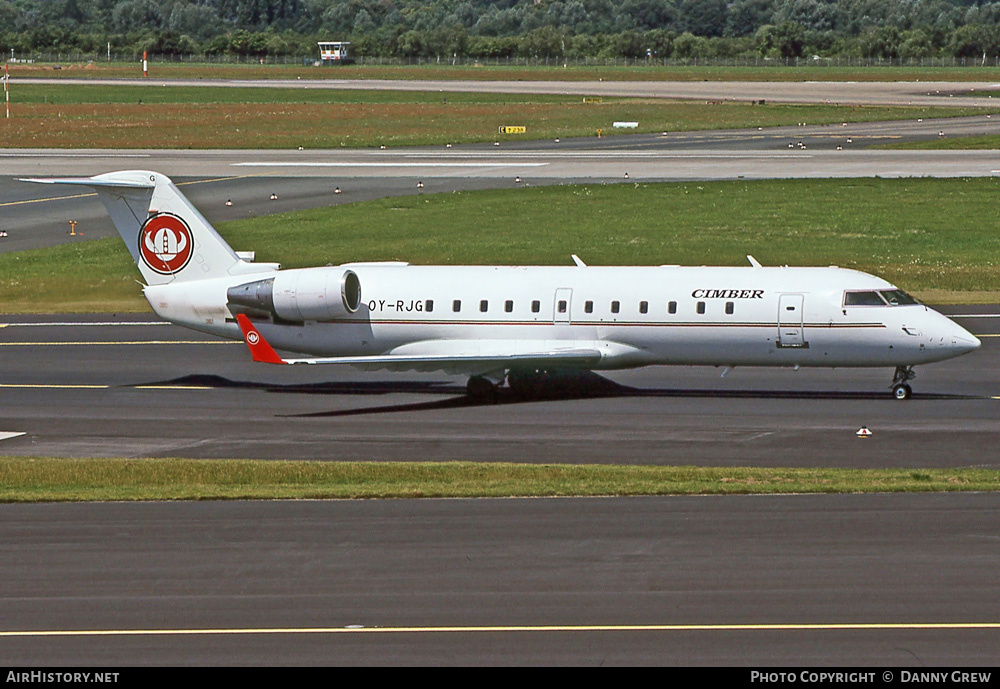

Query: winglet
[[235, 314, 287, 365]]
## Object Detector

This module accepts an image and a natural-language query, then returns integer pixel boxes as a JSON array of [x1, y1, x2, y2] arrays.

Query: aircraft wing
[[235, 315, 603, 375]]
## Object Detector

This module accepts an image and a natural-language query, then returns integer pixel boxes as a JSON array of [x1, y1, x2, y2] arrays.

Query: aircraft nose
[[949, 322, 981, 353]]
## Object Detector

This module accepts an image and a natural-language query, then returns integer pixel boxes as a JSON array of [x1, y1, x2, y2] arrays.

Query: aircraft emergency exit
[[24, 170, 980, 400]]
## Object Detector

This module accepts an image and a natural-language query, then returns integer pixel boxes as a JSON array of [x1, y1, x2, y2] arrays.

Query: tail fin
[[22, 170, 266, 286]]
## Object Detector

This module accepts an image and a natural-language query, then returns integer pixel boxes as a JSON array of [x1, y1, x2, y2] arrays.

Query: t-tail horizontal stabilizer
[[20, 171, 273, 286]]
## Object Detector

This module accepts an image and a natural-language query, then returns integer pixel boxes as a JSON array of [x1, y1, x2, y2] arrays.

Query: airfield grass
[[3, 177, 1000, 312], [1, 457, 998, 502], [1, 83, 991, 148], [878, 134, 1000, 150], [12, 60, 1000, 83]]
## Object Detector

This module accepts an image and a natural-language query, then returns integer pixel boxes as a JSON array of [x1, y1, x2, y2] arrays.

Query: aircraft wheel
[[467, 376, 499, 403], [892, 383, 912, 400]]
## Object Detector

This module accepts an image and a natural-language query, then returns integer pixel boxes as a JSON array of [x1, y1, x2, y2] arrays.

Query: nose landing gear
[[891, 365, 916, 400]]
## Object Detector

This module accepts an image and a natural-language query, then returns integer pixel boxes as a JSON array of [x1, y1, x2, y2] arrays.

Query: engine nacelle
[[227, 268, 361, 322]]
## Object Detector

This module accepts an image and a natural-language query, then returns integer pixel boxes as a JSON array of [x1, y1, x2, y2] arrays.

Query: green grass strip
[[5, 85, 991, 148], [877, 134, 1000, 150], [19, 61, 1000, 83], [5, 177, 1000, 312], [1, 457, 998, 503]]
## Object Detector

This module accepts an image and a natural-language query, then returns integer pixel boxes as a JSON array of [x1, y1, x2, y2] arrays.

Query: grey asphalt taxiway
[[4, 99, 1000, 663], [17, 76, 1000, 108], [1, 310, 999, 664], [0, 310, 998, 465], [2, 494, 999, 665]]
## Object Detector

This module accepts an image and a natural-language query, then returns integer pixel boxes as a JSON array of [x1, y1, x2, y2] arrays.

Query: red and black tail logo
[[138, 213, 193, 275]]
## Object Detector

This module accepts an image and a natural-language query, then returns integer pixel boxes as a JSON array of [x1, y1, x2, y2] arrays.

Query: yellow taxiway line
[[0, 384, 109, 389], [0, 174, 273, 210], [0, 384, 212, 390], [2, 622, 999, 638], [0, 341, 236, 346]]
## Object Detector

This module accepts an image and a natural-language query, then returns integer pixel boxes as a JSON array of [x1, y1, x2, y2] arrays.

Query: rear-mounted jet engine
[[227, 268, 361, 322]]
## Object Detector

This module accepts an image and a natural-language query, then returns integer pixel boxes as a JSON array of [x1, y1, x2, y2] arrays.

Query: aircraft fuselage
[[146, 263, 979, 370]]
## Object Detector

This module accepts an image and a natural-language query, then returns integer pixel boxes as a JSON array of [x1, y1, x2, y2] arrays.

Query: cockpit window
[[844, 291, 887, 306], [879, 290, 920, 306]]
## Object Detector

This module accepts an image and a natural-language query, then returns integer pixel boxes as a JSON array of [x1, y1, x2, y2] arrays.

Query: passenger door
[[777, 293, 806, 348]]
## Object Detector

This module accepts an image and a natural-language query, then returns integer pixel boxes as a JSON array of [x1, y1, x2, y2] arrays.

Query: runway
[[16, 77, 1000, 108], [2, 494, 999, 665]]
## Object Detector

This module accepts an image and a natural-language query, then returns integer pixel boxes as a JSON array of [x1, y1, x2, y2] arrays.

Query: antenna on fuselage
[[747, 255, 763, 268], [571, 255, 587, 267]]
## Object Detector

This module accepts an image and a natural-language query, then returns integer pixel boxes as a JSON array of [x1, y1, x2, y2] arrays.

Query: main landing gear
[[467, 369, 601, 402], [466, 375, 501, 402], [466, 369, 553, 402], [891, 365, 916, 400]]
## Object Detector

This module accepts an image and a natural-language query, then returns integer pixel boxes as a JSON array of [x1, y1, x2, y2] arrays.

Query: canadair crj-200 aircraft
[[25, 171, 980, 400]]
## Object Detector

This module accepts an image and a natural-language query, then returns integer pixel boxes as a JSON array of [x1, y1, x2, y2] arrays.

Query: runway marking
[[0, 384, 108, 389], [131, 385, 214, 390], [175, 175, 259, 188], [0, 153, 150, 159], [951, 314, 1000, 318], [0, 341, 236, 346], [2, 622, 999, 638], [0, 432, 25, 442], [0, 175, 254, 209], [233, 162, 549, 168], [0, 191, 98, 208], [0, 384, 214, 390], [375, 151, 812, 159]]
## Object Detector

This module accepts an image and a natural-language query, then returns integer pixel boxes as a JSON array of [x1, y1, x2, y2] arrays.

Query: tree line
[[5, 0, 1000, 61]]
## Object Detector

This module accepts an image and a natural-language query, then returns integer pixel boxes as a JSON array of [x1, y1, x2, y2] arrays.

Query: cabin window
[[504, 300, 514, 313], [880, 290, 919, 306], [725, 301, 734, 315], [452, 299, 461, 312], [424, 300, 433, 313], [584, 301, 594, 314], [696, 301, 706, 315], [480, 300, 489, 313], [844, 291, 886, 307], [531, 300, 540, 313], [611, 301, 620, 314], [557, 300, 567, 313], [639, 301, 648, 314], [668, 301, 677, 314]]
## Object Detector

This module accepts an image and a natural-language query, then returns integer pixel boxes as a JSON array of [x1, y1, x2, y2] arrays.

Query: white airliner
[[25, 170, 980, 400]]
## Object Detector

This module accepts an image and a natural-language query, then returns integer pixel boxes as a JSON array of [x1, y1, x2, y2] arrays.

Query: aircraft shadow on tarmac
[[134, 372, 972, 418]]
